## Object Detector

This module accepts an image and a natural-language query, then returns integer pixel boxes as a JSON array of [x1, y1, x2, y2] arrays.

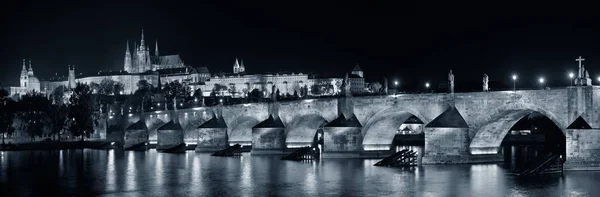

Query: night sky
[[2, 1, 600, 91]]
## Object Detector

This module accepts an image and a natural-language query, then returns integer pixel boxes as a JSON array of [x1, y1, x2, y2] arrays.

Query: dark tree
[[89, 82, 100, 94], [68, 83, 95, 140], [0, 89, 15, 144], [51, 85, 67, 104], [133, 80, 154, 111], [293, 90, 299, 99], [114, 82, 124, 95], [310, 84, 323, 96], [48, 104, 68, 141], [99, 78, 115, 95], [249, 89, 262, 102], [18, 92, 50, 140], [162, 81, 192, 106]]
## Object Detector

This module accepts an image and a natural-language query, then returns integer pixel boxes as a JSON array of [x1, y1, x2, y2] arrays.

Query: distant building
[[349, 64, 366, 94], [8, 30, 369, 99], [201, 58, 309, 97], [10, 60, 41, 96]]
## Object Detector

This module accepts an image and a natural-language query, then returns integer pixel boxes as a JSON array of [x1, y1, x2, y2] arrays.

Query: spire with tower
[[155, 39, 159, 57], [124, 41, 132, 73], [233, 58, 241, 74], [28, 60, 34, 76], [239, 59, 245, 73], [140, 29, 146, 50], [351, 63, 363, 78], [20, 59, 28, 87]]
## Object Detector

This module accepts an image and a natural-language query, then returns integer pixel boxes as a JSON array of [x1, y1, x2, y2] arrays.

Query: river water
[[1, 149, 599, 197]]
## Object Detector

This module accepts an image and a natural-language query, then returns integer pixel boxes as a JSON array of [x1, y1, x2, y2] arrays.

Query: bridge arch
[[228, 116, 260, 146], [285, 114, 327, 148], [469, 104, 566, 155], [362, 107, 430, 150]]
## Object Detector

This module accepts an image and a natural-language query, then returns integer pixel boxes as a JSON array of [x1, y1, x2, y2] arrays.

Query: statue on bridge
[[483, 74, 489, 92], [575, 56, 592, 86], [343, 73, 351, 97], [383, 77, 388, 95], [271, 85, 277, 102], [448, 70, 455, 94]]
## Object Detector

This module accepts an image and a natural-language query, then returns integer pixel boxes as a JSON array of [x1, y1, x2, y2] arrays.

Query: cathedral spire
[[28, 60, 34, 76], [233, 57, 240, 74], [124, 40, 132, 73], [21, 59, 27, 76], [140, 29, 145, 49], [155, 39, 159, 57]]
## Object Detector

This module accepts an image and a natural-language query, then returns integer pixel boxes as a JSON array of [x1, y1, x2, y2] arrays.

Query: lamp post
[[569, 72, 574, 86], [512, 75, 517, 92], [394, 81, 398, 94], [539, 77, 545, 90], [425, 82, 430, 93]]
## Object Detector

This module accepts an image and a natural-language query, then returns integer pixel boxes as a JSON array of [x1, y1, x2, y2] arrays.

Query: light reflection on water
[[1, 149, 600, 196]]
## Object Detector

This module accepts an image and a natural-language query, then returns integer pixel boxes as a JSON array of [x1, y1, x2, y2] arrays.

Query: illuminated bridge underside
[[285, 114, 326, 148], [469, 110, 534, 155], [228, 116, 260, 145], [362, 112, 414, 150]]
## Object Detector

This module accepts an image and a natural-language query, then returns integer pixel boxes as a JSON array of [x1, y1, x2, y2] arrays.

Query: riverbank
[[0, 141, 112, 151]]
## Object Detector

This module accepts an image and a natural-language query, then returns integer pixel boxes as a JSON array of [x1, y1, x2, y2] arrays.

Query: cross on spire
[[576, 56, 585, 78]]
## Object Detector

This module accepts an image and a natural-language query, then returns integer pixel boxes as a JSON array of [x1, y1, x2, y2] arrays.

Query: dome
[[28, 76, 40, 84]]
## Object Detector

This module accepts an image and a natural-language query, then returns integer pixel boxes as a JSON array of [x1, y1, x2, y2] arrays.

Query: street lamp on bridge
[[569, 72, 574, 86], [512, 74, 517, 92]]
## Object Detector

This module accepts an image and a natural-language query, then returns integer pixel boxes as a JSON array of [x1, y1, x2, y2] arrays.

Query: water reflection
[[125, 151, 137, 191], [2, 150, 600, 196], [106, 150, 116, 192]]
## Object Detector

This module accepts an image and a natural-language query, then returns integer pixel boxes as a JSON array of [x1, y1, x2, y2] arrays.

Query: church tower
[[239, 59, 246, 73], [68, 65, 76, 90], [233, 58, 240, 74], [20, 59, 28, 87], [27, 60, 34, 76], [124, 41, 132, 73], [351, 63, 363, 78], [135, 29, 152, 73]]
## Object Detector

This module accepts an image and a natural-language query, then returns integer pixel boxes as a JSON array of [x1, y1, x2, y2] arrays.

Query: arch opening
[[500, 112, 565, 170], [228, 116, 260, 147], [470, 110, 565, 168], [285, 114, 327, 149], [362, 110, 425, 152]]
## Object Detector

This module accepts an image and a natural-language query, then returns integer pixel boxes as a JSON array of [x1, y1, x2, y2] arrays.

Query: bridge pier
[[321, 114, 363, 158], [196, 113, 229, 152], [156, 121, 185, 151], [422, 127, 502, 164], [564, 128, 600, 170], [252, 127, 286, 154]]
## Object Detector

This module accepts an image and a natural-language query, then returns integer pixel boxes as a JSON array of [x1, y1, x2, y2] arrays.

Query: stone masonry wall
[[322, 127, 362, 158], [252, 128, 285, 154], [565, 129, 600, 170], [124, 129, 148, 149], [196, 128, 228, 152], [157, 130, 184, 150]]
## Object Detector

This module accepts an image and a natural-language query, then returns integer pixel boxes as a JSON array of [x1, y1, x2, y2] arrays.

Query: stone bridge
[[103, 86, 600, 170]]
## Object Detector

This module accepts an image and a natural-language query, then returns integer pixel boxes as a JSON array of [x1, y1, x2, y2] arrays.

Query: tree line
[[0, 83, 95, 143]]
